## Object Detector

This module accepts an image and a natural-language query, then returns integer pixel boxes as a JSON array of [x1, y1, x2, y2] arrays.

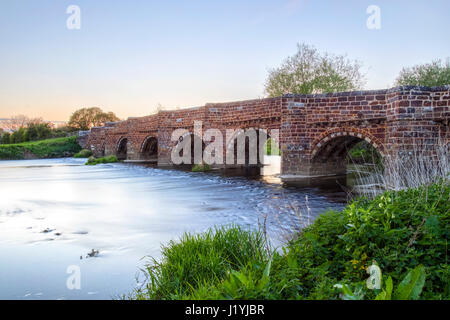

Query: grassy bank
[[85, 155, 118, 165], [0, 136, 81, 160], [130, 180, 449, 300]]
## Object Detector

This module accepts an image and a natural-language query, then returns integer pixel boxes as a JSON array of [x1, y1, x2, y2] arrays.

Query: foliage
[[347, 141, 382, 165], [68, 107, 120, 130], [130, 181, 449, 300], [1, 132, 11, 144], [335, 264, 427, 300], [1, 124, 77, 145], [264, 138, 281, 156], [74, 149, 93, 158], [395, 59, 450, 87], [192, 163, 211, 172], [264, 43, 365, 97], [85, 155, 118, 165], [129, 225, 268, 300], [0, 136, 82, 160], [26, 122, 52, 141], [10, 127, 28, 144]]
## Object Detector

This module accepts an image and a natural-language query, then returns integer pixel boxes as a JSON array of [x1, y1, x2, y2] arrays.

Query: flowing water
[[0, 158, 348, 299]]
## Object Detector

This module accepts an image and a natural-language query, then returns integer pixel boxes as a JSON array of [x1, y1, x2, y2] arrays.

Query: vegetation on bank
[[1, 122, 77, 145], [130, 180, 449, 300], [74, 149, 93, 158], [0, 136, 81, 160], [85, 155, 118, 165], [192, 163, 211, 172]]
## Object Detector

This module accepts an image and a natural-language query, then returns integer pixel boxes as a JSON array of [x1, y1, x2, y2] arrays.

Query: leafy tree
[[1, 132, 11, 144], [68, 107, 120, 130], [264, 43, 365, 97], [27, 122, 52, 141], [10, 127, 28, 144], [395, 59, 450, 87]]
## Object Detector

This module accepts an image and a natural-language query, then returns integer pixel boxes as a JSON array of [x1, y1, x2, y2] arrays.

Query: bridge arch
[[225, 128, 277, 166], [309, 129, 384, 176], [140, 136, 158, 160], [116, 136, 128, 160]]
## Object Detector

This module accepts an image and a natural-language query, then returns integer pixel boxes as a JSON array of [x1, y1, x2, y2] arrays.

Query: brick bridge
[[80, 86, 449, 180]]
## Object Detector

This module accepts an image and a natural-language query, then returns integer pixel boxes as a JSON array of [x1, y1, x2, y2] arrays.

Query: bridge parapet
[[83, 86, 449, 179]]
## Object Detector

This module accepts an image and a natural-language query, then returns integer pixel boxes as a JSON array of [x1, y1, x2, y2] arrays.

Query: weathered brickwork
[[81, 85, 449, 179]]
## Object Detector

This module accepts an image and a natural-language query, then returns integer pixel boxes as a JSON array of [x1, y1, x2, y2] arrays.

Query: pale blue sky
[[0, 0, 449, 120]]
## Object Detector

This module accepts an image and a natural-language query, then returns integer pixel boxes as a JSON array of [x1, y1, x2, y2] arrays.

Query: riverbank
[[0, 136, 81, 160], [130, 180, 449, 300]]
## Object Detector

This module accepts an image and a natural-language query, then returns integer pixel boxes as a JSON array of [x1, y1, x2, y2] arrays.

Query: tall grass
[[352, 140, 449, 198], [130, 225, 269, 300]]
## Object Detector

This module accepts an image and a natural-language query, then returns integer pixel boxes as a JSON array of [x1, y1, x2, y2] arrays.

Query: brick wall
[[84, 85, 449, 178]]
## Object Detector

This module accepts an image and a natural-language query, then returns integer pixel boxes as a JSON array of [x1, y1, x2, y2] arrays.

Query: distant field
[[0, 136, 81, 160]]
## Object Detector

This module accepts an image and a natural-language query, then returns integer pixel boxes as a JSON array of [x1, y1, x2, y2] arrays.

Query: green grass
[[0, 136, 81, 160], [85, 155, 118, 165], [129, 225, 268, 300], [192, 163, 211, 172], [74, 149, 93, 158], [129, 180, 449, 300]]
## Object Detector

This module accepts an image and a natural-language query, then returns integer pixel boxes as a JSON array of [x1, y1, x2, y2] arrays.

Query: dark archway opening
[[117, 138, 128, 160], [311, 135, 384, 195], [140, 136, 158, 160], [229, 129, 267, 166]]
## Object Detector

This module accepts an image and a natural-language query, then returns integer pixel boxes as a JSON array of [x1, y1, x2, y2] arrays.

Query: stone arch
[[311, 129, 384, 159], [225, 128, 275, 166], [140, 136, 158, 160], [116, 136, 128, 160], [309, 129, 384, 176]]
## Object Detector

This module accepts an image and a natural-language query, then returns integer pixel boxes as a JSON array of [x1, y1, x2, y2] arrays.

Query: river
[[0, 158, 348, 299]]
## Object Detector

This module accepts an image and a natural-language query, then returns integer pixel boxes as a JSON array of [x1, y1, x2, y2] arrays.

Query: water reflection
[[0, 158, 348, 300]]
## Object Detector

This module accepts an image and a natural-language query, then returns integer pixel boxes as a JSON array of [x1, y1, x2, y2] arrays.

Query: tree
[[10, 127, 28, 144], [1, 132, 11, 144], [68, 107, 120, 130], [27, 122, 52, 141], [395, 59, 450, 87], [264, 43, 365, 97]]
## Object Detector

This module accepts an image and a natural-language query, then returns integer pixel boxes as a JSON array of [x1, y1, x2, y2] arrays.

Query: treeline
[[0, 123, 77, 145]]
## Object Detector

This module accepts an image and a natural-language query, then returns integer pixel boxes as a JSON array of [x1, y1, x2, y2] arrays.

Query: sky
[[0, 0, 449, 121]]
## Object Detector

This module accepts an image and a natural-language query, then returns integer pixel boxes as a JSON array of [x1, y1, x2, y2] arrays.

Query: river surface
[[0, 158, 348, 299]]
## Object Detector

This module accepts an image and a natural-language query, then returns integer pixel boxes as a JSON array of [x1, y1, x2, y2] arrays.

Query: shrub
[[192, 163, 211, 172], [0, 136, 81, 159], [1, 132, 11, 144], [74, 149, 93, 158], [85, 155, 118, 165]]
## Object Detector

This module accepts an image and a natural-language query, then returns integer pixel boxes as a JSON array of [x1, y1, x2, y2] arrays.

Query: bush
[[85, 155, 118, 165], [192, 163, 211, 172], [74, 149, 93, 158], [1, 132, 10, 144], [0, 136, 81, 159], [130, 181, 449, 300]]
